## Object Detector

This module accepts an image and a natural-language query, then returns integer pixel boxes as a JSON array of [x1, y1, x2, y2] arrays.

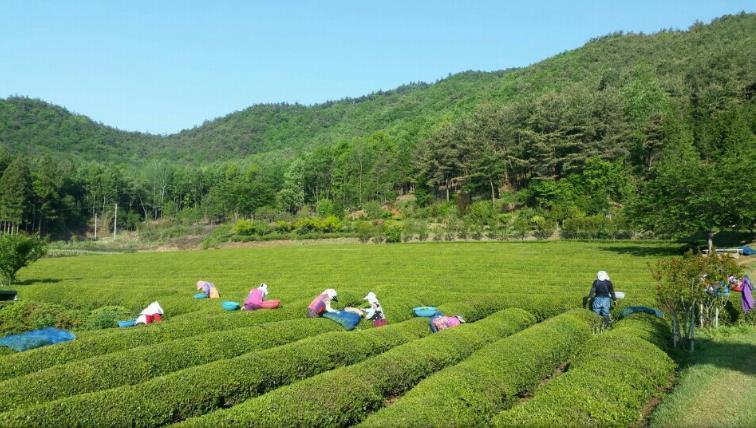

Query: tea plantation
[[0, 241, 724, 426]]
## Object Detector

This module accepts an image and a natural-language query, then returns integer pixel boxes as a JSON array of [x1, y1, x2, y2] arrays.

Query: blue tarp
[[0, 327, 76, 352], [742, 246, 755, 256], [618, 306, 664, 319], [322, 311, 362, 331], [413, 306, 440, 317]]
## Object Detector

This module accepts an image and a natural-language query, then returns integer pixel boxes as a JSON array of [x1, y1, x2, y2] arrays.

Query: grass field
[[0, 240, 750, 426]]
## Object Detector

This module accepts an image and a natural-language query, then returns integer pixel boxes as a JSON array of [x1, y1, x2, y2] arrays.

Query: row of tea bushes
[[0, 298, 315, 381], [0, 318, 340, 410], [176, 308, 537, 427], [358, 309, 599, 427], [0, 299, 515, 426], [492, 314, 675, 426]]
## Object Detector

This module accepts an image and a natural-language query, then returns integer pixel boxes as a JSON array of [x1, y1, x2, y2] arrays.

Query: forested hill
[[1, 12, 753, 164]]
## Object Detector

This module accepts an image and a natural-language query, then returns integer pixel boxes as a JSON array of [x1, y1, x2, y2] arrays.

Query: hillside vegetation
[[0, 13, 753, 242]]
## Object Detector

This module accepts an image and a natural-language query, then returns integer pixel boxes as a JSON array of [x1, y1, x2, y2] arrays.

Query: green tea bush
[[177, 308, 536, 427], [359, 309, 598, 427], [492, 314, 676, 427], [0, 300, 84, 335], [0, 318, 340, 410], [0, 298, 522, 426], [0, 318, 429, 427], [0, 299, 313, 381], [84, 305, 134, 330]]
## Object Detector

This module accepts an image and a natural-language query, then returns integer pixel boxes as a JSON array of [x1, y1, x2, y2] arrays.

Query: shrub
[[178, 308, 537, 427], [315, 199, 335, 217], [0, 233, 47, 286], [85, 306, 134, 330], [271, 220, 294, 233], [0, 318, 341, 411], [294, 217, 319, 234], [0, 299, 314, 381], [232, 219, 271, 236], [4, 318, 429, 427], [467, 200, 496, 226], [0, 299, 513, 426], [401, 220, 416, 242], [492, 314, 676, 427], [356, 222, 373, 243], [318, 215, 342, 233], [372, 222, 385, 243], [416, 220, 429, 241], [0, 300, 83, 335], [360, 309, 598, 427], [363, 201, 389, 220], [384, 222, 402, 243]]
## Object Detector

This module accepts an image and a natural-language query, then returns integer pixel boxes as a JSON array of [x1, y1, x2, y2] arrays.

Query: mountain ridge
[[1, 12, 753, 164]]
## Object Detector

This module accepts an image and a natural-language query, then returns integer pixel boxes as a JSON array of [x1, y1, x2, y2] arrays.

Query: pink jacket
[[244, 288, 264, 308], [308, 293, 329, 315]]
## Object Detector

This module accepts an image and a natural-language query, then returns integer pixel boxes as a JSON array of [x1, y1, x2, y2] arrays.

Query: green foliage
[[0, 300, 83, 335], [176, 308, 536, 427], [356, 221, 373, 243], [651, 253, 742, 347], [384, 222, 402, 243], [0, 233, 47, 286], [0, 301, 315, 381], [493, 315, 676, 427], [561, 214, 632, 239], [0, 318, 429, 427], [315, 199, 335, 217], [362, 201, 389, 220], [0, 16, 753, 241], [360, 309, 597, 427], [85, 306, 133, 330], [0, 318, 341, 411]]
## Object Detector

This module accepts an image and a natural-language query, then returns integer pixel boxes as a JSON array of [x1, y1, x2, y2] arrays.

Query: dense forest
[[0, 13, 754, 243]]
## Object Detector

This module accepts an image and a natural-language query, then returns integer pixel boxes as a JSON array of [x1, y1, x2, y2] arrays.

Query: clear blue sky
[[1, 1, 753, 134]]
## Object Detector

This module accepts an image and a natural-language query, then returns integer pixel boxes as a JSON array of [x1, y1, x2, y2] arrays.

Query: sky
[[1, 1, 753, 134]]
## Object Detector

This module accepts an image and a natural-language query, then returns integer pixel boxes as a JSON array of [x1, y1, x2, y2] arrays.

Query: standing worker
[[308, 288, 338, 318], [588, 270, 616, 324]]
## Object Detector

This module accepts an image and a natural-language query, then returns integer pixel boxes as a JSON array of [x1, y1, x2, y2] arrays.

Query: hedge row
[[0, 298, 514, 427], [0, 317, 341, 410], [358, 309, 599, 427], [492, 314, 676, 427], [177, 307, 537, 427], [0, 289, 393, 378], [0, 298, 313, 381]]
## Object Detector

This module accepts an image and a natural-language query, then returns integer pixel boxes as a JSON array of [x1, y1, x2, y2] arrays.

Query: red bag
[[153, 314, 161, 323]]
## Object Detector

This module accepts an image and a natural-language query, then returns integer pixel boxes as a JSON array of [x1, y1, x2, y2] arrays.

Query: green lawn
[[650, 325, 756, 428]]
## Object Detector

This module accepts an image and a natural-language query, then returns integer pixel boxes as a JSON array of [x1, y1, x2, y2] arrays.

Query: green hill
[[2, 12, 753, 164]]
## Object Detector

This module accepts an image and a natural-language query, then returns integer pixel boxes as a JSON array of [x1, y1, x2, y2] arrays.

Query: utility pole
[[113, 203, 118, 241], [94, 213, 98, 241]]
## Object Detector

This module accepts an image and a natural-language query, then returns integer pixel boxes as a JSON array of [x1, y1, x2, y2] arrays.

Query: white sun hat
[[363, 291, 377, 302], [597, 271, 610, 281]]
